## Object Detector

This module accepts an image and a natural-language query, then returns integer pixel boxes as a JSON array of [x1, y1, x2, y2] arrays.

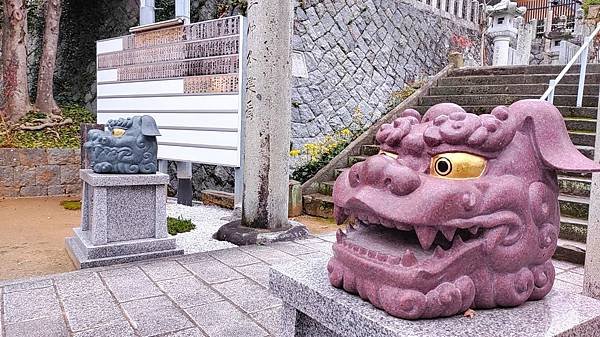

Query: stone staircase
[[303, 64, 600, 251]]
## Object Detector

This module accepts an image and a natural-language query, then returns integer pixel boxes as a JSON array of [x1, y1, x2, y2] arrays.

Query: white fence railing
[[414, 0, 485, 26], [541, 23, 600, 107]]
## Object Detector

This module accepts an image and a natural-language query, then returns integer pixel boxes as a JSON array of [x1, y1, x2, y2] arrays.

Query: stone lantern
[[486, 0, 526, 66]]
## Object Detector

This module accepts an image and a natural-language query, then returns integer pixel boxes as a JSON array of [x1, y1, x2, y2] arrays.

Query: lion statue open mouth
[[328, 100, 600, 319]]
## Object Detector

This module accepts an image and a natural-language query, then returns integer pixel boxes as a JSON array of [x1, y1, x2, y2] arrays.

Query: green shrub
[[0, 104, 95, 149], [167, 216, 196, 235], [583, 0, 600, 16], [60, 200, 82, 210]]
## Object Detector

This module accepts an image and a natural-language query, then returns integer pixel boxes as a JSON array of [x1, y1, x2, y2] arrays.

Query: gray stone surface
[[66, 170, 182, 268], [271, 259, 600, 337], [0, 235, 588, 337]]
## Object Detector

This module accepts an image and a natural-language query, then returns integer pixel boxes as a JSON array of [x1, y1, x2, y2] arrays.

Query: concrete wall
[[0, 149, 81, 198]]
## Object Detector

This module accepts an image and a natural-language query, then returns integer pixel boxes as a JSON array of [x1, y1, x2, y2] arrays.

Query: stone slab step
[[348, 155, 369, 166], [419, 94, 598, 108], [303, 193, 334, 218], [361, 144, 380, 156], [201, 190, 234, 209], [335, 168, 349, 178], [317, 181, 335, 196], [569, 131, 595, 147], [429, 84, 600, 96], [413, 105, 597, 119], [558, 175, 591, 198], [438, 73, 600, 87], [448, 64, 600, 77], [559, 194, 589, 221], [560, 215, 588, 243], [564, 117, 596, 132], [554, 238, 586, 264]]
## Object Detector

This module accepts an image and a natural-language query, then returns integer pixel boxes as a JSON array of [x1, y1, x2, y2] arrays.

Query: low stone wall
[[0, 148, 81, 198]]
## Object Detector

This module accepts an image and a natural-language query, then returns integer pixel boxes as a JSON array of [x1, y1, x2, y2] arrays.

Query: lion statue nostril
[[384, 165, 420, 196]]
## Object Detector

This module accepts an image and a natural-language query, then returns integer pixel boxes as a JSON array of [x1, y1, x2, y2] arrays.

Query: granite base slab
[[65, 236, 183, 269], [270, 260, 600, 337]]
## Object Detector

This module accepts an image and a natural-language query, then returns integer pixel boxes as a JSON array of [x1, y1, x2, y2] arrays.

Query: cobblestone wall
[[290, 0, 482, 150], [0, 149, 81, 198]]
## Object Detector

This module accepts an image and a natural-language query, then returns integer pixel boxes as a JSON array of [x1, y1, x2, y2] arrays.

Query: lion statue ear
[[141, 115, 161, 136], [510, 100, 600, 173]]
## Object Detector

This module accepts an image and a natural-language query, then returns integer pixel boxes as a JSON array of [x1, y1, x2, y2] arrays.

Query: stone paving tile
[[294, 237, 326, 245], [239, 245, 301, 265], [55, 272, 106, 298], [2, 279, 54, 294], [72, 320, 136, 337], [139, 260, 192, 282], [3, 315, 68, 337], [553, 260, 580, 271], [157, 276, 223, 309], [556, 270, 585, 286], [61, 289, 126, 332], [160, 327, 208, 337], [121, 296, 194, 337], [319, 232, 337, 243], [295, 251, 332, 263], [208, 248, 261, 267], [186, 301, 268, 337], [269, 241, 317, 256], [553, 279, 583, 294], [249, 306, 283, 336], [2, 286, 61, 324], [182, 258, 244, 284], [234, 263, 271, 288], [572, 266, 584, 275], [301, 241, 334, 255], [174, 252, 212, 264], [100, 266, 163, 302], [212, 278, 282, 314]]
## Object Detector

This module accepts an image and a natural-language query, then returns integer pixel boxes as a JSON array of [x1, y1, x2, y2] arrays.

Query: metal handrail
[[541, 23, 600, 106]]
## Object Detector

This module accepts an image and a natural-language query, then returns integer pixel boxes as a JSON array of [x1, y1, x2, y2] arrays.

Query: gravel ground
[[166, 199, 237, 254]]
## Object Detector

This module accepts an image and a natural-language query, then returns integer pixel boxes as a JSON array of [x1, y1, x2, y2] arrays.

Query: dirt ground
[[0, 197, 79, 281], [0, 197, 337, 282]]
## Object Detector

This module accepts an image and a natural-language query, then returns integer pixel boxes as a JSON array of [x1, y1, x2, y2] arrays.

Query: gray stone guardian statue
[[85, 115, 161, 174]]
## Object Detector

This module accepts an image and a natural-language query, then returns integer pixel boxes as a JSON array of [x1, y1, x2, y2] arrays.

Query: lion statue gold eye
[[430, 152, 487, 179], [112, 128, 126, 138]]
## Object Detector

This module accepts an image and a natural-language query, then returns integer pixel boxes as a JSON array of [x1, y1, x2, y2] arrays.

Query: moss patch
[[60, 200, 81, 211], [167, 216, 196, 235], [0, 105, 95, 149]]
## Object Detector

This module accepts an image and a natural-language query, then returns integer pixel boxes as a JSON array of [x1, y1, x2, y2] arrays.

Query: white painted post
[[175, 0, 191, 24], [472, 0, 479, 23], [465, 0, 472, 22], [449, 0, 456, 16], [584, 84, 600, 299], [457, 0, 464, 18], [432, 0, 439, 10], [140, 0, 156, 25], [158, 160, 168, 174], [577, 39, 590, 107], [441, 0, 448, 13]]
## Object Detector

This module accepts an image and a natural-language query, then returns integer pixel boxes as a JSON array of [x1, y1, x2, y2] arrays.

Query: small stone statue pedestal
[[270, 260, 600, 337], [65, 169, 183, 268]]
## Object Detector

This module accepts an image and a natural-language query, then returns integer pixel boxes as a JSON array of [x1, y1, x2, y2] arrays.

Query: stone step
[[334, 168, 348, 178], [419, 94, 598, 108], [361, 144, 380, 156], [302, 193, 334, 218], [317, 181, 335, 196], [448, 64, 600, 77], [559, 194, 589, 221], [560, 215, 588, 243], [569, 131, 595, 147], [437, 73, 600, 87], [429, 84, 600, 97], [564, 117, 596, 132], [554, 238, 586, 264], [413, 105, 598, 119], [348, 155, 369, 166], [559, 175, 591, 198]]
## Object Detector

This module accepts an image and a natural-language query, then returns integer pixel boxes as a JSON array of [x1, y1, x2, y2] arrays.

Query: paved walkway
[[0, 233, 584, 337]]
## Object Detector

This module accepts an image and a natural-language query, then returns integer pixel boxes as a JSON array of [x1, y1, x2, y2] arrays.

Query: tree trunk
[[34, 0, 62, 116], [1, 0, 30, 123]]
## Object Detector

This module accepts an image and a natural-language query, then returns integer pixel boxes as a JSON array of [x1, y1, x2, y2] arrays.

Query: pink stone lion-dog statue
[[328, 100, 600, 319]]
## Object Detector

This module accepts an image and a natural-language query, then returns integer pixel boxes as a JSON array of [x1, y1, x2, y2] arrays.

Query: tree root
[[20, 117, 72, 130]]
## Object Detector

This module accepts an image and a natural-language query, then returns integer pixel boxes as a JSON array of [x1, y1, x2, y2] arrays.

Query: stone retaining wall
[[0, 149, 81, 198]]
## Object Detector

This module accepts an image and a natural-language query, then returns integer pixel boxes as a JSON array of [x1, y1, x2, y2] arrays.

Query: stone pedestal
[[65, 169, 182, 268], [270, 260, 600, 337]]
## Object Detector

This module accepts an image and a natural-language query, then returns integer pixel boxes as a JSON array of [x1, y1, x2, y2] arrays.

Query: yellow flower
[[340, 128, 351, 136], [289, 149, 301, 157]]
